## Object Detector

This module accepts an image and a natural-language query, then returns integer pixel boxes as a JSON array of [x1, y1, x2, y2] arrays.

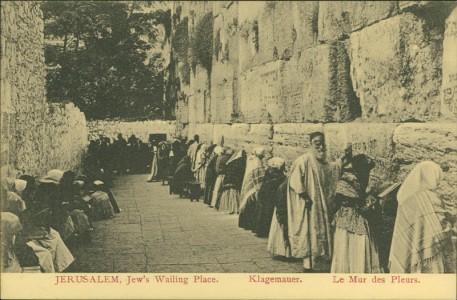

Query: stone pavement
[[69, 174, 303, 273]]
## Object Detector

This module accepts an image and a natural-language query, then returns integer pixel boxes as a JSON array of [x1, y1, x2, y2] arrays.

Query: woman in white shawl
[[389, 161, 456, 273]]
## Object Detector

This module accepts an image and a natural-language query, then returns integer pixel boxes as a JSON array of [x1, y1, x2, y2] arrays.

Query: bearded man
[[287, 132, 352, 272]]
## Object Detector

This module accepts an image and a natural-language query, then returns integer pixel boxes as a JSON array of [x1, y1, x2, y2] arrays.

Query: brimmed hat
[[39, 169, 64, 184]]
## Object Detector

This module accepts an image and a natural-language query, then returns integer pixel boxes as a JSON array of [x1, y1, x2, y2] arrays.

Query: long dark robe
[[221, 153, 246, 192], [172, 156, 193, 196], [204, 153, 218, 205], [157, 144, 170, 181], [254, 168, 287, 237], [276, 179, 289, 238]]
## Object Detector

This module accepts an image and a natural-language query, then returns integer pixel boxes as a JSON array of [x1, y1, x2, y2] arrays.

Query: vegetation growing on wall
[[172, 17, 189, 60], [190, 12, 213, 73], [42, 1, 168, 120]]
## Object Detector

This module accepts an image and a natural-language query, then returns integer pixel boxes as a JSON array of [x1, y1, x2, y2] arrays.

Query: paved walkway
[[70, 174, 303, 273]]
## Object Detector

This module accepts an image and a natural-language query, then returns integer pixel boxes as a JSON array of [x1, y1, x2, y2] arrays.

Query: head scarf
[[267, 157, 285, 170], [14, 179, 27, 194], [39, 169, 64, 184], [214, 146, 224, 155], [397, 161, 443, 205], [253, 147, 265, 158], [389, 161, 454, 273]]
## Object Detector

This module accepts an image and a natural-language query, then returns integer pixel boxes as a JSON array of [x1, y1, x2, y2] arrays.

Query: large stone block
[[324, 123, 398, 188], [189, 123, 214, 145], [291, 1, 319, 51], [239, 60, 283, 123], [212, 123, 231, 146], [392, 123, 457, 210], [318, 1, 398, 42], [441, 7, 457, 117], [350, 13, 442, 122], [281, 42, 360, 122], [271, 123, 323, 169], [221, 124, 274, 157]]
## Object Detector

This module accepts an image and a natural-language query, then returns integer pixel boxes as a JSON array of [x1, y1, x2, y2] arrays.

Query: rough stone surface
[[324, 123, 398, 189], [1, 2, 87, 177], [87, 120, 177, 143], [318, 1, 398, 42], [281, 43, 360, 123], [441, 7, 457, 117], [392, 123, 457, 211], [188, 123, 214, 145], [350, 13, 443, 122], [239, 61, 282, 123]]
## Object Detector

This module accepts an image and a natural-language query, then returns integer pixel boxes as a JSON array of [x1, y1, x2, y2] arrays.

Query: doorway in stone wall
[[149, 134, 167, 144]]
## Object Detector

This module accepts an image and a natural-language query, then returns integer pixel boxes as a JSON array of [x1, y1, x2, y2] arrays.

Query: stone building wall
[[1, 2, 87, 178], [165, 1, 457, 210], [87, 120, 177, 143]]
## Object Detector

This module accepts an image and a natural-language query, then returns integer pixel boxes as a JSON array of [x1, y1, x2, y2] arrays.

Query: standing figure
[[267, 179, 291, 257], [389, 161, 456, 273], [204, 145, 220, 206], [157, 141, 171, 183], [192, 143, 208, 195], [210, 147, 231, 209], [331, 154, 381, 273], [238, 147, 266, 230], [187, 135, 200, 171], [146, 141, 159, 182], [218, 149, 247, 214], [287, 132, 351, 272], [255, 157, 287, 237]]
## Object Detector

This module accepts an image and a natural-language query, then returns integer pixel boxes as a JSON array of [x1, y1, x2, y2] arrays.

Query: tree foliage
[[42, 1, 171, 120]]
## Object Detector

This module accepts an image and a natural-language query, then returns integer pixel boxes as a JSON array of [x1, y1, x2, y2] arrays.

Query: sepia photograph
[[1, 0, 456, 299]]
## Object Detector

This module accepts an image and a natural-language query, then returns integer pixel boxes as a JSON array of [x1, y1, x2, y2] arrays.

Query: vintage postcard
[[1, 0, 456, 299]]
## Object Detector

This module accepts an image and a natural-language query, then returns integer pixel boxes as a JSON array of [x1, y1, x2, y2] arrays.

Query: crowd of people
[[146, 133, 456, 274], [1, 168, 121, 273], [2, 131, 455, 274]]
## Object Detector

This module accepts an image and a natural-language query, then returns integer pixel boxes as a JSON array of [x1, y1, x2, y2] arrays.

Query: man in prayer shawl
[[287, 132, 352, 272], [239, 147, 266, 230], [389, 161, 456, 273], [255, 157, 287, 237], [187, 135, 201, 171], [146, 140, 159, 182]]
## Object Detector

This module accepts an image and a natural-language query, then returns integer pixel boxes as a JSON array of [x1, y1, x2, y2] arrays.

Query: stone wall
[[87, 120, 177, 143], [1, 2, 87, 177], [165, 1, 457, 211]]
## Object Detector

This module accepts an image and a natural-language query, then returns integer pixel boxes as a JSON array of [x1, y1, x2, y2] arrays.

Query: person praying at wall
[[192, 143, 208, 198], [254, 157, 287, 238], [267, 177, 290, 258], [238, 147, 266, 231], [330, 154, 381, 273], [389, 161, 456, 274], [187, 135, 201, 172], [146, 140, 159, 182], [157, 141, 171, 184], [210, 147, 231, 209], [287, 132, 352, 272], [219, 149, 247, 214], [202, 144, 217, 206]]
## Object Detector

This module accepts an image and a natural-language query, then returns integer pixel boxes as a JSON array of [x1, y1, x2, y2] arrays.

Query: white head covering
[[39, 169, 64, 184], [14, 179, 27, 193], [397, 161, 443, 205], [253, 147, 265, 158], [214, 146, 224, 155], [93, 180, 105, 186], [267, 157, 285, 169]]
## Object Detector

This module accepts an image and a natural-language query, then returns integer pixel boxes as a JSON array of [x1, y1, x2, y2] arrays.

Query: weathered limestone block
[[350, 13, 442, 122], [176, 99, 189, 124], [281, 42, 360, 123], [238, 2, 265, 73], [291, 1, 319, 52], [211, 62, 235, 123], [239, 61, 283, 123], [189, 123, 214, 145], [189, 65, 210, 124], [271, 123, 323, 169], [441, 7, 457, 117], [222, 124, 273, 156], [212, 123, 232, 146], [318, 1, 398, 42], [392, 123, 457, 211], [324, 123, 398, 188]]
